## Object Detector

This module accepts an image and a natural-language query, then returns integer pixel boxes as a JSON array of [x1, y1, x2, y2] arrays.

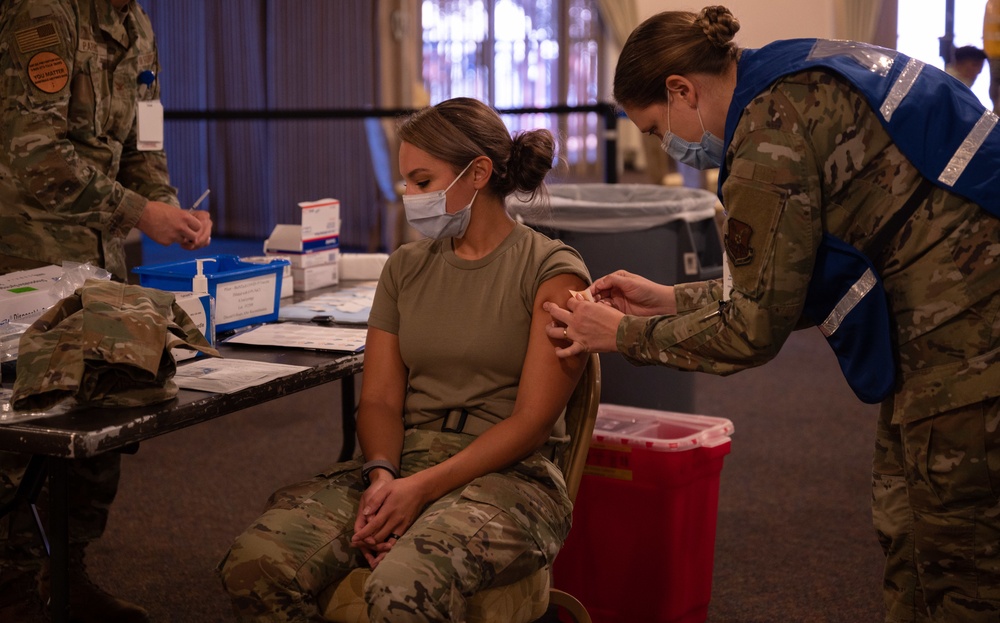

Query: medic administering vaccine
[[544, 6, 1000, 622]]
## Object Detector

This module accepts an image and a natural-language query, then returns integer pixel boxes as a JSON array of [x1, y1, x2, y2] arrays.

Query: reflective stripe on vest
[[819, 268, 877, 337]]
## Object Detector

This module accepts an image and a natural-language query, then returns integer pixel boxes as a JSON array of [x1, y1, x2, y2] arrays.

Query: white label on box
[[299, 198, 340, 240], [215, 275, 277, 325]]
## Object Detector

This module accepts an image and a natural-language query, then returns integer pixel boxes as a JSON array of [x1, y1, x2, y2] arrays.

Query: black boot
[[0, 568, 49, 623], [37, 550, 150, 623]]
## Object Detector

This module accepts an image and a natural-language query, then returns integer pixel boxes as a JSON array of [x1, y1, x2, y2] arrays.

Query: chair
[[319, 354, 601, 623]]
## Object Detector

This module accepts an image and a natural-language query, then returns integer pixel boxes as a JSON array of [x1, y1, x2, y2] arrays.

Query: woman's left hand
[[351, 476, 427, 568]]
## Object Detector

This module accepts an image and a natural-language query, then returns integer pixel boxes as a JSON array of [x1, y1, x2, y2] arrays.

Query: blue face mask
[[660, 97, 724, 170]]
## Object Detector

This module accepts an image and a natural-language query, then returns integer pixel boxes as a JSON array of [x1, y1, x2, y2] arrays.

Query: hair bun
[[697, 5, 740, 49], [506, 129, 555, 197]]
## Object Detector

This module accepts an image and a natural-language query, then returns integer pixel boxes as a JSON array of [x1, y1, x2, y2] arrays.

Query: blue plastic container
[[134, 254, 289, 333]]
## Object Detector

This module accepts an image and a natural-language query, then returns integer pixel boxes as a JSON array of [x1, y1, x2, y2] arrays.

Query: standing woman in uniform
[[545, 6, 1000, 622]]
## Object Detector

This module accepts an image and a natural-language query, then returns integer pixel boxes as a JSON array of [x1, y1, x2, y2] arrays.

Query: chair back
[[559, 354, 601, 503]]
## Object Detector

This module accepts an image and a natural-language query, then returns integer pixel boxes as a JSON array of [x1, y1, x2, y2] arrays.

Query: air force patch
[[725, 218, 755, 266]]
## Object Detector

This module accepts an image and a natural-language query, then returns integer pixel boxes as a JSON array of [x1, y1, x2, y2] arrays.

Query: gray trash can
[[511, 183, 723, 412]]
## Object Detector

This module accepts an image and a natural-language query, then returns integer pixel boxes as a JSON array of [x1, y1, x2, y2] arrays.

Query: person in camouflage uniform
[[0, 1, 213, 621], [218, 98, 591, 622], [545, 7, 1000, 623]]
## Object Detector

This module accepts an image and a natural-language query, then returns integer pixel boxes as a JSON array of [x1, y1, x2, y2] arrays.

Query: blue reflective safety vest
[[720, 39, 1000, 211], [718, 39, 1000, 403]]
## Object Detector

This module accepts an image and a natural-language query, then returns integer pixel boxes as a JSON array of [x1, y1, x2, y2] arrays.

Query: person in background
[[545, 6, 1000, 622], [0, 1, 212, 621], [218, 97, 590, 622], [945, 44, 987, 88], [985, 0, 1000, 112]]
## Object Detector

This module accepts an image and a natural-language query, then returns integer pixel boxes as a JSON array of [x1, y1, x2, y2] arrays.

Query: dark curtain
[[140, 0, 381, 249]]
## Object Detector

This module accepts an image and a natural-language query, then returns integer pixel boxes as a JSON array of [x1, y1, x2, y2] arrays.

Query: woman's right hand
[[351, 472, 429, 569], [590, 270, 676, 316]]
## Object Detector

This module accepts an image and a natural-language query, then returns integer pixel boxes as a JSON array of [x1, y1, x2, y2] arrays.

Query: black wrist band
[[361, 459, 399, 487]]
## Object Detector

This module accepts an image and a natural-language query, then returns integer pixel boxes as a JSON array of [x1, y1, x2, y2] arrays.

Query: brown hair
[[397, 97, 555, 199], [613, 6, 741, 109]]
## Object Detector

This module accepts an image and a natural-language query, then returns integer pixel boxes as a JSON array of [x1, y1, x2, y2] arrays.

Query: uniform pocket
[[459, 458, 572, 564], [901, 397, 999, 510], [722, 177, 788, 300]]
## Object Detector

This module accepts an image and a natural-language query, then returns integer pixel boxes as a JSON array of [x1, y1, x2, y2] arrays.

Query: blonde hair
[[613, 6, 741, 108]]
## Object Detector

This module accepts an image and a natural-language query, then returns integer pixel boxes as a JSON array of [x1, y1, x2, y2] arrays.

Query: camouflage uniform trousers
[[873, 398, 1000, 621], [0, 451, 120, 581], [218, 428, 572, 623]]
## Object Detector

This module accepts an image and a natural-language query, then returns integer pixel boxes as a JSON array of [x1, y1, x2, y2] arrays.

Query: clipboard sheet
[[174, 358, 311, 393], [224, 323, 367, 353]]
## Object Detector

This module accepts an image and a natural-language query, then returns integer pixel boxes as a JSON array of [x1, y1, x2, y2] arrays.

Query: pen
[[189, 188, 211, 212]]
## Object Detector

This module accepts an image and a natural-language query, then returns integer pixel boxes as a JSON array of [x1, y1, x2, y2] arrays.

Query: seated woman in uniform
[[218, 96, 590, 623]]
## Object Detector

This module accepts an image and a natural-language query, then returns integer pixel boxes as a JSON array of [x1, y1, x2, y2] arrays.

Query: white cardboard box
[[340, 253, 388, 281], [0, 265, 65, 328], [264, 224, 340, 254], [292, 261, 339, 291], [265, 247, 340, 270], [299, 198, 341, 241]]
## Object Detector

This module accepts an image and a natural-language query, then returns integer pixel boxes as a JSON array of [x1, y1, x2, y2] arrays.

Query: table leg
[[339, 373, 356, 462], [48, 458, 69, 623]]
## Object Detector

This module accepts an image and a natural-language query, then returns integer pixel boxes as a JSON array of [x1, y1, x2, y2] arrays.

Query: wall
[[617, 1, 837, 179], [634, 0, 837, 45]]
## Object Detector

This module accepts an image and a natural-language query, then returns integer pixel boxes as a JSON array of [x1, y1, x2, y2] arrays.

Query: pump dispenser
[[193, 258, 215, 295], [192, 258, 217, 345]]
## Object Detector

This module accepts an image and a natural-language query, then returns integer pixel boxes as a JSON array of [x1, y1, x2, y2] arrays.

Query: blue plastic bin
[[134, 254, 289, 333]]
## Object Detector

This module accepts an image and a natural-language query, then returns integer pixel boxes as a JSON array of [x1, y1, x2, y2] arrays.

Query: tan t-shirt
[[368, 222, 589, 434]]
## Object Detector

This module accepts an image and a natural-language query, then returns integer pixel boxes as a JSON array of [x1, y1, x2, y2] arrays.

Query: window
[[896, 0, 992, 109], [421, 0, 603, 177]]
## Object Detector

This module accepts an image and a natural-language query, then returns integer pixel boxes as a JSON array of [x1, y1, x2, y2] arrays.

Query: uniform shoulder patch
[[14, 22, 59, 54], [725, 218, 755, 266], [27, 51, 69, 93]]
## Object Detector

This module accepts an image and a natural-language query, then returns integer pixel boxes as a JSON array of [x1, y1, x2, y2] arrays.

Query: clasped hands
[[544, 269, 676, 358], [351, 471, 423, 569]]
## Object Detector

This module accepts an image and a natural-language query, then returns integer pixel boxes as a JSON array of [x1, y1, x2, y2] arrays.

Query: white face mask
[[403, 160, 478, 240], [659, 94, 724, 170]]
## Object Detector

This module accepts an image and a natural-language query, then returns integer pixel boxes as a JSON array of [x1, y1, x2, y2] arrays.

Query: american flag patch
[[15, 23, 59, 54]]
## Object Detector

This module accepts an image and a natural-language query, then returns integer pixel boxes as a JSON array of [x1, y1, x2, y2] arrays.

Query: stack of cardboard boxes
[[264, 198, 341, 292]]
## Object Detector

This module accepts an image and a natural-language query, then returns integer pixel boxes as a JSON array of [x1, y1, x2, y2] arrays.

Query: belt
[[412, 409, 496, 436], [410, 409, 564, 461]]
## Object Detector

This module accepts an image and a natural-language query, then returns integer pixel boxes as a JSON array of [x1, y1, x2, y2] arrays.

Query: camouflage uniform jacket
[[619, 65, 1000, 423], [0, 0, 178, 281], [12, 279, 218, 410]]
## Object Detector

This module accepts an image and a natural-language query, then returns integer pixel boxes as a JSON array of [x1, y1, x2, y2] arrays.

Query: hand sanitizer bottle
[[192, 258, 217, 346]]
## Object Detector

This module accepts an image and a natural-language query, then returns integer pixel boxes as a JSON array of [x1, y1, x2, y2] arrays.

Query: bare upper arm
[[511, 272, 590, 428]]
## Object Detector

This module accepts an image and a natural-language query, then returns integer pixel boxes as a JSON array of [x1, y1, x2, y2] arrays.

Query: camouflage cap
[[12, 279, 219, 410]]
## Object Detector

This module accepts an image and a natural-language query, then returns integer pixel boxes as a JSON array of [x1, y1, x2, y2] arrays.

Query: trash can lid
[[592, 403, 734, 452], [509, 183, 719, 233]]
